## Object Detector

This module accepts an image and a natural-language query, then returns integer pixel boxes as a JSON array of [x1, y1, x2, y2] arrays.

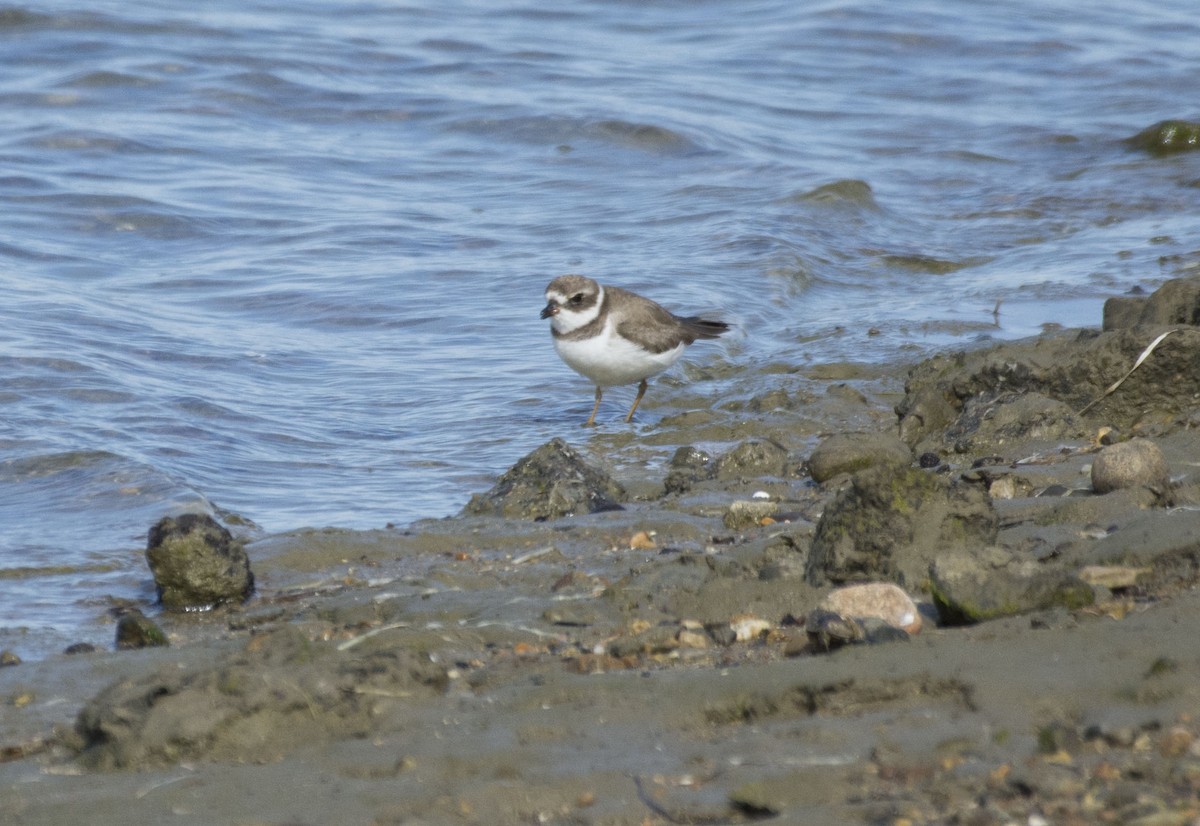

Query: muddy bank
[[3, 276, 1200, 824]]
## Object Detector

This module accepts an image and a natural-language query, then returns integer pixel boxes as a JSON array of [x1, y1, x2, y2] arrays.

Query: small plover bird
[[540, 274, 729, 426]]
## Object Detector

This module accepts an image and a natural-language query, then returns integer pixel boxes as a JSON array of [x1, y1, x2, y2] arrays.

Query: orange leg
[[584, 386, 603, 427], [624, 379, 649, 423]]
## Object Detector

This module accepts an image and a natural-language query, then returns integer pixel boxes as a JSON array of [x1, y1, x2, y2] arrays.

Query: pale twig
[[1078, 329, 1177, 416], [336, 621, 412, 651]]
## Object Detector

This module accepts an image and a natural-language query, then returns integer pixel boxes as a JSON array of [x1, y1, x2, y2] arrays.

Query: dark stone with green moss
[[1126, 120, 1200, 156], [929, 552, 1095, 625], [663, 445, 715, 494], [805, 464, 998, 587], [145, 513, 254, 610], [115, 610, 169, 650], [714, 439, 790, 480], [807, 431, 912, 483], [462, 437, 625, 520]]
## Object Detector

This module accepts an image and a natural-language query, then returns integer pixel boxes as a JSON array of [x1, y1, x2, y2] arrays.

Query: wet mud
[[3, 276, 1200, 824]]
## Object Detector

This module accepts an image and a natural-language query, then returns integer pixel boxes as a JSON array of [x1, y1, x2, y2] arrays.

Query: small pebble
[[729, 614, 771, 642], [1159, 726, 1194, 758], [629, 530, 656, 550]]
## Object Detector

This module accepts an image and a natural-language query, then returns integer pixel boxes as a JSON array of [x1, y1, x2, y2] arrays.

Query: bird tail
[[677, 316, 730, 340]]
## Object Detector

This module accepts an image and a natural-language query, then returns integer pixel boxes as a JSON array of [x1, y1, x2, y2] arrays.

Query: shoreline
[[3, 277, 1200, 824]]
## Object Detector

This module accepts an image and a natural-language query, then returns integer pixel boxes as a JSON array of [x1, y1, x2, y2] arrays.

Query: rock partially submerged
[[114, 610, 168, 650], [1125, 119, 1200, 156], [713, 439, 790, 480], [663, 445, 715, 494], [462, 437, 625, 520], [145, 514, 254, 610]]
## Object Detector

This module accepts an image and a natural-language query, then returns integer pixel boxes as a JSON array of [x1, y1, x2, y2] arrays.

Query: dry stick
[[1077, 329, 1178, 416]]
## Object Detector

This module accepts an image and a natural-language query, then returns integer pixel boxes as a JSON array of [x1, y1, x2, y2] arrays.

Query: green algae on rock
[[1125, 119, 1200, 156], [462, 437, 625, 520], [805, 464, 998, 587], [929, 548, 1095, 625], [114, 610, 168, 650], [806, 431, 913, 483], [145, 513, 254, 610]]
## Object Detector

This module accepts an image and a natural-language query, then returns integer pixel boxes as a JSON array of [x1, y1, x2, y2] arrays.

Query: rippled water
[[2, 0, 1198, 658]]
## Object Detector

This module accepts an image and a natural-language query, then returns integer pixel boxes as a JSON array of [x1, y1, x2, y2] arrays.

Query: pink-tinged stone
[[818, 583, 922, 635]]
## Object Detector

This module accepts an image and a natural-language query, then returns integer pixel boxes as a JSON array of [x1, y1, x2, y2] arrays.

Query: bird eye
[[570, 293, 584, 305]]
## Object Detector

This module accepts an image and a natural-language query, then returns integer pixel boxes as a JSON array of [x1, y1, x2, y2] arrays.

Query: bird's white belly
[[554, 326, 685, 387]]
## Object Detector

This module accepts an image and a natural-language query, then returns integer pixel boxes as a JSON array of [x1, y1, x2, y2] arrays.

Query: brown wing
[[610, 286, 729, 353]]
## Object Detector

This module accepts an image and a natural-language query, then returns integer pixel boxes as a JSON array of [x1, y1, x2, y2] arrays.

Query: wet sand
[[3, 280, 1200, 825]]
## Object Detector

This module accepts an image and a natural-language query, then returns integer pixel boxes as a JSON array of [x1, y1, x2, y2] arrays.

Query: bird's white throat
[[545, 284, 603, 335]]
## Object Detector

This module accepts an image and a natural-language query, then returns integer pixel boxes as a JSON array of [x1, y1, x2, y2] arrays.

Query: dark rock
[[1092, 438, 1170, 495], [805, 609, 911, 653], [462, 437, 625, 520], [663, 445, 715, 494], [929, 549, 1094, 625], [1125, 120, 1200, 156], [898, 280, 1200, 444], [146, 514, 255, 610], [114, 610, 169, 650], [714, 439, 789, 480], [806, 431, 912, 483], [1103, 276, 1200, 330], [805, 464, 998, 587], [1, 650, 21, 666], [805, 608, 865, 651], [75, 626, 449, 769], [64, 643, 96, 655], [704, 622, 738, 647]]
